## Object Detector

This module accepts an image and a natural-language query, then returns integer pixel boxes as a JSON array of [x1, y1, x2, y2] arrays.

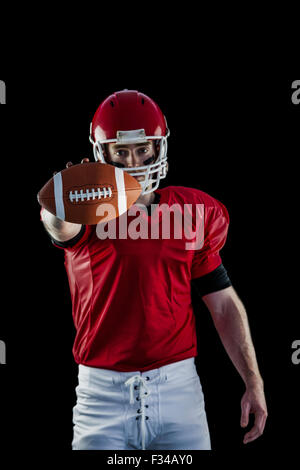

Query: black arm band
[[191, 263, 232, 298], [50, 224, 86, 248]]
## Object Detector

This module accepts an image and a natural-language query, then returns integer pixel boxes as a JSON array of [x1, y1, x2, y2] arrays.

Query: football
[[37, 162, 142, 224]]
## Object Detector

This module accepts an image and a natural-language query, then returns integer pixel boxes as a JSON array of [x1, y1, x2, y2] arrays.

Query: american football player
[[40, 89, 268, 450]]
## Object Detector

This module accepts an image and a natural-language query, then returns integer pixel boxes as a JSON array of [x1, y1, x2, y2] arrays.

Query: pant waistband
[[78, 357, 196, 384]]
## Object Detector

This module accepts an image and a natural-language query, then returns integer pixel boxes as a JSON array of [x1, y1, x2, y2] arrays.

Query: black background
[[0, 70, 299, 461]]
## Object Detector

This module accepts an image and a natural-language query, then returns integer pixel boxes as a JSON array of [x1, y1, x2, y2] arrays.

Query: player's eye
[[115, 149, 128, 157], [138, 147, 150, 154]]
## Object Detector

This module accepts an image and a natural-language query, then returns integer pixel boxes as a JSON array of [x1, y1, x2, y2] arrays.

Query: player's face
[[104, 141, 158, 182]]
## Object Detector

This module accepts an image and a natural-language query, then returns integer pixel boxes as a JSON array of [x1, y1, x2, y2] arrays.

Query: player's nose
[[127, 153, 140, 168]]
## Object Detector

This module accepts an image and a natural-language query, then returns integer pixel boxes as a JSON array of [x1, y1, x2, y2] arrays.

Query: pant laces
[[125, 375, 151, 450]]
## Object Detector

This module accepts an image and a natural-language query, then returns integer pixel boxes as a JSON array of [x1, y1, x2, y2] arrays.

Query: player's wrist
[[244, 372, 264, 390]]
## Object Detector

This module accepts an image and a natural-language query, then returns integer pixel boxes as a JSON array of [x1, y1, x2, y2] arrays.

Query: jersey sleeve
[[191, 199, 230, 279], [50, 224, 88, 250], [191, 263, 232, 297]]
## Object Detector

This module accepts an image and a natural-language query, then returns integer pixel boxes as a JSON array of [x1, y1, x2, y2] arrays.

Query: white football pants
[[72, 357, 211, 450]]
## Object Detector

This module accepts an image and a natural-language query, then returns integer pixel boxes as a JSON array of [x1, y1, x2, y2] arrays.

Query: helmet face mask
[[89, 90, 170, 195], [90, 132, 169, 195]]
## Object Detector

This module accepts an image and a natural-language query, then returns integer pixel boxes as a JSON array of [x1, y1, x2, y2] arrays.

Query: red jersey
[[52, 186, 230, 372]]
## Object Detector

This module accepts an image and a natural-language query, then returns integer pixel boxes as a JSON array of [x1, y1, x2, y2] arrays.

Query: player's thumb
[[240, 400, 250, 428]]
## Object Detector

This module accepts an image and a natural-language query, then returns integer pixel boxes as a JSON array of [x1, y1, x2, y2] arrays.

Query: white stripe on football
[[37, 162, 142, 225]]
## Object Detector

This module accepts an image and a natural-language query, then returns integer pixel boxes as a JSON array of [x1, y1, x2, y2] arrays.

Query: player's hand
[[53, 158, 90, 176], [240, 382, 268, 444]]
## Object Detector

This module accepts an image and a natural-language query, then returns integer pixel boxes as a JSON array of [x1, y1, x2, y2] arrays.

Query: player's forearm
[[41, 208, 64, 230], [210, 294, 263, 388], [41, 208, 82, 241]]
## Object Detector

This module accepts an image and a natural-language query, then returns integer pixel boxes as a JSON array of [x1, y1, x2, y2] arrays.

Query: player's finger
[[243, 420, 263, 444], [255, 410, 267, 434], [81, 158, 90, 163], [259, 414, 267, 437], [243, 411, 267, 444], [243, 428, 261, 444], [240, 400, 250, 428]]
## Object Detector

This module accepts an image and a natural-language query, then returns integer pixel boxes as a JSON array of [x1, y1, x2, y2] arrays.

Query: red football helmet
[[89, 89, 170, 194]]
